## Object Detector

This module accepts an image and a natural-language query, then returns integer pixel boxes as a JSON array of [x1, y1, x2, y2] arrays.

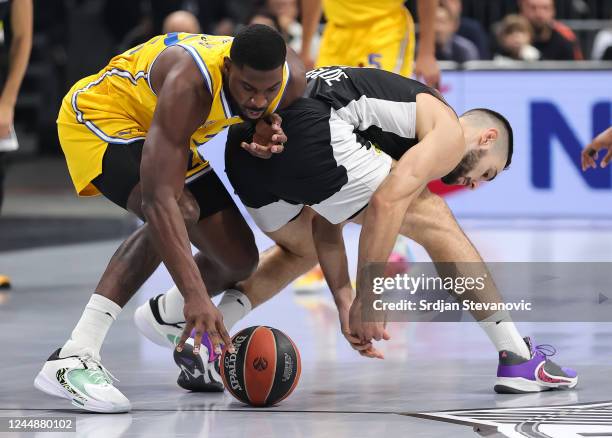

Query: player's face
[[441, 129, 507, 189], [224, 60, 284, 121]]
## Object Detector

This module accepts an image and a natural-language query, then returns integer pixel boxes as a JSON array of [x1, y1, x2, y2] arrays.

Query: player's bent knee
[[221, 248, 259, 282]]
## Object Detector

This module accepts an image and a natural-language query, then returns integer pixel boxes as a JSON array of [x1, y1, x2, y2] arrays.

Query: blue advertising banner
[[441, 70, 612, 218]]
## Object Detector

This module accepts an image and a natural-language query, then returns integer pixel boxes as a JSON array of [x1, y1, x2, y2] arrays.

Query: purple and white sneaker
[[173, 335, 224, 392], [494, 337, 577, 394]]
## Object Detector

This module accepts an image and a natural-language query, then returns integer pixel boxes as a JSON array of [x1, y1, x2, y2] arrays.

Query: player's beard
[[441, 149, 485, 185]]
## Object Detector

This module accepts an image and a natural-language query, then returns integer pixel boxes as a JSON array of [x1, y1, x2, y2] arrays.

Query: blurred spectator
[[435, 3, 480, 63], [150, 0, 242, 36], [248, 8, 282, 33], [264, 0, 309, 54], [518, 0, 582, 60], [441, 0, 491, 59], [162, 10, 201, 34], [494, 14, 540, 61]]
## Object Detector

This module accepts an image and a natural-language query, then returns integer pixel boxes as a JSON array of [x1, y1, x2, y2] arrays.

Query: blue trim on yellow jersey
[[220, 87, 233, 118], [176, 43, 213, 94]]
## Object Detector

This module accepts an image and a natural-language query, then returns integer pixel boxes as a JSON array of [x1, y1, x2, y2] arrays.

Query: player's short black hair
[[463, 108, 514, 169], [230, 24, 287, 71]]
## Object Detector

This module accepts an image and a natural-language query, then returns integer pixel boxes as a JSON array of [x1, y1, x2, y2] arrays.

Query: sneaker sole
[[34, 371, 130, 413], [494, 376, 578, 394], [134, 302, 176, 349]]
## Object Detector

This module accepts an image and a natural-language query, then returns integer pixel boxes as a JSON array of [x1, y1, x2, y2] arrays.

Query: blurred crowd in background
[[4, 0, 612, 156]]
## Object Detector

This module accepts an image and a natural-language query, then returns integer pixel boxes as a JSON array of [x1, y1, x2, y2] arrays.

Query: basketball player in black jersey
[[139, 66, 577, 394]]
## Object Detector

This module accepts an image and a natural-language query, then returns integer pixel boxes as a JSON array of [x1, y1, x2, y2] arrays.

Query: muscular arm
[[0, 0, 32, 136], [312, 213, 384, 358], [312, 215, 352, 310], [141, 47, 212, 304], [356, 99, 463, 303]]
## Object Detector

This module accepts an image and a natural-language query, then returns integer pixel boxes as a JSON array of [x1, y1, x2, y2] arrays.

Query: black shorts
[[92, 140, 235, 220]]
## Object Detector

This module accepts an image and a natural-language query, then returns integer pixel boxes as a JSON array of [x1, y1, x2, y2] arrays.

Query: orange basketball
[[220, 326, 301, 407]]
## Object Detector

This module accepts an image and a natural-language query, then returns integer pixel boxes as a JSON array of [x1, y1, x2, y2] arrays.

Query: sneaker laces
[[534, 344, 557, 358], [81, 356, 119, 385]]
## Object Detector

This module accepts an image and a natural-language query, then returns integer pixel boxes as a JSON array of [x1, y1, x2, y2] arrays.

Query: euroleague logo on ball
[[253, 356, 268, 371]]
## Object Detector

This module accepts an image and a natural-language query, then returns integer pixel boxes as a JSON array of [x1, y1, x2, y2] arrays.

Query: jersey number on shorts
[[368, 54, 382, 69]]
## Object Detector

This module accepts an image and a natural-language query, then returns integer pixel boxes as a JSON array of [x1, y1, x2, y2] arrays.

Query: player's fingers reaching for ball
[[343, 331, 372, 351], [176, 322, 194, 352], [208, 330, 223, 356], [192, 328, 204, 355], [359, 346, 384, 359], [217, 320, 235, 354], [382, 329, 391, 341]]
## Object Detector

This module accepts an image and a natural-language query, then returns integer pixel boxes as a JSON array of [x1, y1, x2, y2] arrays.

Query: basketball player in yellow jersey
[[301, 0, 440, 87], [34, 25, 306, 413]]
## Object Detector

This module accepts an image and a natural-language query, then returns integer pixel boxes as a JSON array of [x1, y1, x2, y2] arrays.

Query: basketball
[[220, 326, 301, 407]]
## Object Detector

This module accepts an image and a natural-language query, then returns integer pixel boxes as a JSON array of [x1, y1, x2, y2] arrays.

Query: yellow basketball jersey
[[322, 0, 406, 25], [58, 33, 290, 196]]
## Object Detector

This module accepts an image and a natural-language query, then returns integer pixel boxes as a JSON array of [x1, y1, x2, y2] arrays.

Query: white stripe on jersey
[[333, 96, 417, 140]]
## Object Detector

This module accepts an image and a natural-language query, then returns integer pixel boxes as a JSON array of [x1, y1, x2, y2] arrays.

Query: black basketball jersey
[[0, 0, 9, 23], [306, 66, 452, 161]]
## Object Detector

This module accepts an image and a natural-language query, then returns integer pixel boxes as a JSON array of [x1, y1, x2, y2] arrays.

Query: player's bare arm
[[312, 213, 384, 359], [142, 46, 234, 356], [352, 94, 464, 343]]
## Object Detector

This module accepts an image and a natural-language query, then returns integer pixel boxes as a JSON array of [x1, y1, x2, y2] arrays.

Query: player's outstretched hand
[[339, 301, 384, 359], [582, 127, 612, 171], [176, 294, 235, 357], [242, 113, 287, 159], [349, 298, 391, 345]]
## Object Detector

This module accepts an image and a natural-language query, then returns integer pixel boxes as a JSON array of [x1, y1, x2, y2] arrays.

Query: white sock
[[478, 310, 531, 360], [60, 294, 122, 361], [159, 285, 185, 323], [218, 289, 252, 333]]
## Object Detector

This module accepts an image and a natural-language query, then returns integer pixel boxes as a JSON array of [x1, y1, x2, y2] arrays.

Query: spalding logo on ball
[[220, 326, 301, 407]]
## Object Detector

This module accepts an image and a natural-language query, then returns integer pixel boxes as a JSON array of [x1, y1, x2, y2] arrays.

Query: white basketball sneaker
[[34, 349, 130, 413], [134, 294, 184, 349]]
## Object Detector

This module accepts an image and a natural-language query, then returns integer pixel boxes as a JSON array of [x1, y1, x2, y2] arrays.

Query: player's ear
[[479, 128, 499, 150], [223, 57, 232, 75]]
